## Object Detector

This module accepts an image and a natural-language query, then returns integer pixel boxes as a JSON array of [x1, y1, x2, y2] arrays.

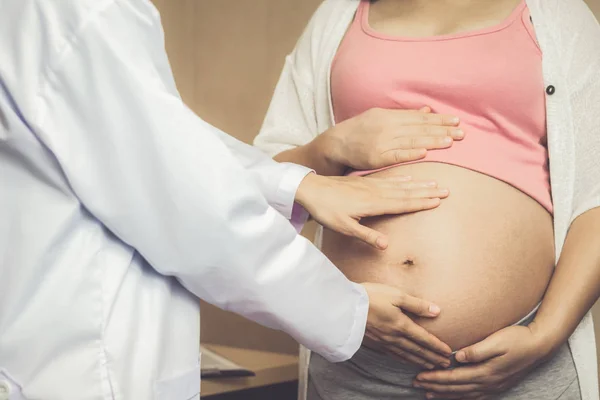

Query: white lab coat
[[0, 1, 369, 399]]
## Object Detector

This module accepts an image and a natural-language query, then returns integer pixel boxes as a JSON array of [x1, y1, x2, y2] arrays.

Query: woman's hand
[[295, 173, 449, 250], [413, 323, 553, 399], [361, 283, 453, 369], [316, 107, 464, 173]]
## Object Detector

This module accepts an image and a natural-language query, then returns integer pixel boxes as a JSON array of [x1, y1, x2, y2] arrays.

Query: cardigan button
[[546, 85, 556, 95]]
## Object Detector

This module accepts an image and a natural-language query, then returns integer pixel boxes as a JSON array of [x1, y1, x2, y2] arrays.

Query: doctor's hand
[[361, 283, 453, 370], [316, 107, 464, 173], [295, 173, 449, 250]]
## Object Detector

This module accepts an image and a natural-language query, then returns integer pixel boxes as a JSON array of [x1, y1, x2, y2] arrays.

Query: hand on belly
[[322, 163, 555, 350]]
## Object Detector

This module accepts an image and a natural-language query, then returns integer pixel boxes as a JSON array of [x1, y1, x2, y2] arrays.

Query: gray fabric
[[308, 310, 580, 400]]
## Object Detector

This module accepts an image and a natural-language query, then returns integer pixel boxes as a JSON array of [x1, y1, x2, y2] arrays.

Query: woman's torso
[[322, 0, 555, 350]]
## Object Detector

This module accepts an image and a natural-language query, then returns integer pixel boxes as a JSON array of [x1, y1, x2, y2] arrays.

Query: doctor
[[0, 1, 455, 399]]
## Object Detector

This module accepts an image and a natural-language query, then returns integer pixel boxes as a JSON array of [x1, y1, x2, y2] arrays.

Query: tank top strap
[[520, 5, 542, 52], [355, 0, 369, 29]]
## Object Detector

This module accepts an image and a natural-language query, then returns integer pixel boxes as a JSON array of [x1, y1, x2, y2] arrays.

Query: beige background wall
[[151, 0, 600, 362]]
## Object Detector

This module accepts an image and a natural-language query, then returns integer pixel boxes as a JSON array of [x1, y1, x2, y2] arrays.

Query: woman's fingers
[[415, 381, 484, 398], [374, 125, 466, 166], [421, 389, 485, 400], [377, 148, 427, 166], [380, 132, 463, 162], [393, 126, 465, 142], [388, 110, 460, 127], [390, 135, 455, 151]]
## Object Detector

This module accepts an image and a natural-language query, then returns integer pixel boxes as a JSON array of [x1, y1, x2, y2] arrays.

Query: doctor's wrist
[[294, 172, 321, 210]]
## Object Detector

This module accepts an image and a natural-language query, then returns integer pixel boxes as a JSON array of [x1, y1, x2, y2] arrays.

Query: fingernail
[[376, 237, 387, 249], [455, 351, 466, 362], [443, 137, 453, 144], [439, 189, 449, 196], [426, 182, 437, 187], [413, 382, 422, 388], [419, 149, 427, 156], [425, 363, 435, 370], [440, 361, 451, 368], [451, 117, 460, 125], [428, 198, 441, 207], [429, 304, 441, 315], [454, 129, 465, 138]]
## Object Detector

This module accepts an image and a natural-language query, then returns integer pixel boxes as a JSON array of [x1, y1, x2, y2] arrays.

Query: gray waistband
[[515, 302, 540, 326]]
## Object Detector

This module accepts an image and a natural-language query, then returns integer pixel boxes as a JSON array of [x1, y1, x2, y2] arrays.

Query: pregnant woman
[[254, 0, 600, 399]]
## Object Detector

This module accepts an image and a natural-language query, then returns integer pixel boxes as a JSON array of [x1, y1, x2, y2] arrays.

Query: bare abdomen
[[321, 163, 555, 350]]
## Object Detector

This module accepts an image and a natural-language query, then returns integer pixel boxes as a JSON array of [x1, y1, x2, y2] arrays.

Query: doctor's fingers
[[367, 296, 452, 358], [364, 332, 436, 370], [363, 193, 447, 217], [363, 176, 441, 189], [388, 317, 453, 359], [385, 335, 453, 368], [381, 185, 450, 200], [343, 219, 390, 250]]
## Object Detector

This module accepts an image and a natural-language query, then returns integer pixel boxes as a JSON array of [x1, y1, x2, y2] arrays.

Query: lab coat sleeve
[[32, 0, 367, 363], [207, 126, 311, 230]]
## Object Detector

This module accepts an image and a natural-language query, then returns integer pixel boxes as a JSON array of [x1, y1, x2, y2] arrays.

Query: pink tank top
[[332, 0, 553, 213]]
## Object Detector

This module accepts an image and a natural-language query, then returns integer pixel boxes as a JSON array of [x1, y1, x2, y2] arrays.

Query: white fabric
[[254, 1, 600, 399], [0, 0, 371, 399]]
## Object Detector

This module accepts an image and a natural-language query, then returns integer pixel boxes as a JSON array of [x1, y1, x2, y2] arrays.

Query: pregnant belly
[[321, 163, 555, 350]]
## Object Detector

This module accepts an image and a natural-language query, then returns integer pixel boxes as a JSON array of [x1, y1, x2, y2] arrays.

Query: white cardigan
[[254, 0, 600, 398]]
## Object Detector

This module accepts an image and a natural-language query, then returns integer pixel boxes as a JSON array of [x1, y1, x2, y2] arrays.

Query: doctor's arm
[[32, 2, 451, 364], [206, 126, 310, 225]]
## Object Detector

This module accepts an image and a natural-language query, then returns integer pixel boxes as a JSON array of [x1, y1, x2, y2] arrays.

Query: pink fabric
[[291, 202, 310, 233], [332, 0, 552, 213]]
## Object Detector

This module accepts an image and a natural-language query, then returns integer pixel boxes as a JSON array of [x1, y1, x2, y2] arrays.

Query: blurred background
[[149, 1, 600, 398]]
